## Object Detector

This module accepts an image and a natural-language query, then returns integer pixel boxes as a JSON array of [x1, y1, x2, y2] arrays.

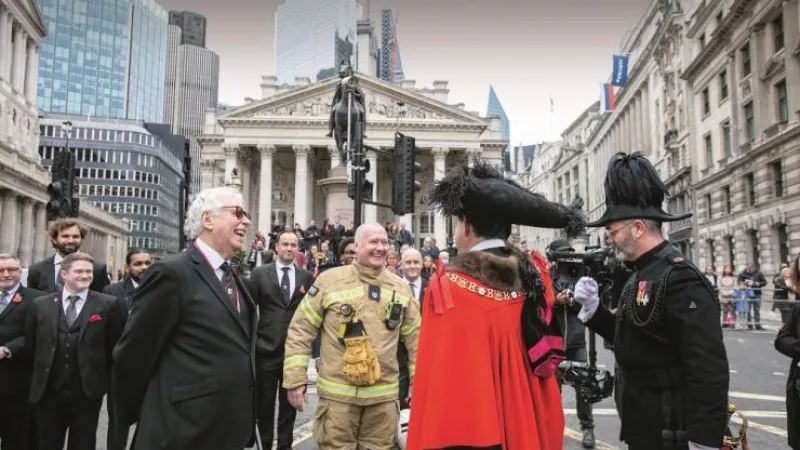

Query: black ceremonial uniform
[[587, 241, 729, 449]]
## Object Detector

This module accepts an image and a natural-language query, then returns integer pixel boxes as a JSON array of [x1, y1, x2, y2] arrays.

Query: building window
[[722, 185, 732, 214], [777, 224, 789, 267], [707, 238, 716, 268], [704, 133, 713, 167], [701, 88, 710, 115], [741, 42, 751, 76], [715, 11, 724, 25], [776, 79, 788, 122], [744, 172, 755, 206], [744, 102, 755, 140], [699, 33, 706, 49], [773, 14, 784, 51], [718, 70, 728, 100], [769, 159, 784, 197], [726, 235, 735, 269], [749, 229, 760, 266], [721, 120, 732, 157], [705, 194, 713, 219]]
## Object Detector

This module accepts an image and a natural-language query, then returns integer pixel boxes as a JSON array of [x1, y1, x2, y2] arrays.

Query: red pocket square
[[88, 314, 103, 322], [299, 286, 306, 294]]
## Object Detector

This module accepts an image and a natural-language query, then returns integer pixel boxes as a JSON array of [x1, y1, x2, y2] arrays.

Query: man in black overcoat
[[112, 187, 258, 450], [572, 153, 730, 450]]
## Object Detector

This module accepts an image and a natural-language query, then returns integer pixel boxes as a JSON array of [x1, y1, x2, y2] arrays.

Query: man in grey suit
[[249, 231, 313, 449], [112, 187, 258, 450]]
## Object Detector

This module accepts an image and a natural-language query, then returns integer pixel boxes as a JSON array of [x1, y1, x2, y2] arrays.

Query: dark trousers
[[398, 343, 410, 409], [34, 390, 102, 450], [555, 347, 595, 430], [0, 394, 30, 450], [257, 364, 297, 449], [106, 391, 129, 450], [747, 298, 762, 326]]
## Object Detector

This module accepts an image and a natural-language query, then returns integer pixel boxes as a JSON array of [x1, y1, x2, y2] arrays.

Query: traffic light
[[391, 132, 422, 215], [347, 157, 373, 200]]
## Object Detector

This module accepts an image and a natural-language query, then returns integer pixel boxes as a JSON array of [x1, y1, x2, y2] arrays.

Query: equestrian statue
[[326, 59, 366, 165]]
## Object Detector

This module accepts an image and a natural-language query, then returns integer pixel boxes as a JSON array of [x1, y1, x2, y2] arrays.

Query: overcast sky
[[158, 0, 651, 144]]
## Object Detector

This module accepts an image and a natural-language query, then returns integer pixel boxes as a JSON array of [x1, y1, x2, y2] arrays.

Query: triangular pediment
[[219, 72, 486, 125], [760, 54, 785, 81], [20, 0, 46, 36]]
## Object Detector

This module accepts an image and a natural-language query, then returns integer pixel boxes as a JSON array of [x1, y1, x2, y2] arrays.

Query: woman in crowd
[[719, 265, 737, 328], [775, 254, 800, 449]]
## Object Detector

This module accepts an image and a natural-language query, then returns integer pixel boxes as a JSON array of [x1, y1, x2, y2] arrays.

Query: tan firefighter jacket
[[283, 263, 421, 406]]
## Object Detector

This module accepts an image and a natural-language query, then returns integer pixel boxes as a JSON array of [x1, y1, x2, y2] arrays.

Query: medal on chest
[[636, 281, 650, 306]]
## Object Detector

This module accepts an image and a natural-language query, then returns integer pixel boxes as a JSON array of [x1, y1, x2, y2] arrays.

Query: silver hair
[[0, 254, 20, 264], [354, 223, 386, 244], [184, 187, 243, 239]]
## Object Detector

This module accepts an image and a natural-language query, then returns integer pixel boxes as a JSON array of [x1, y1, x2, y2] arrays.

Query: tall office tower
[[274, 0, 363, 83], [36, 0, 168, 122], [164, 23, 220, 197], [168, 10, 207, 48], [378, 9, 404, 84], [487, 85, 511, 157]]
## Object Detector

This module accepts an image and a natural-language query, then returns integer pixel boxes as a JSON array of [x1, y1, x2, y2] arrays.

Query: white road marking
[[564, 409, 785, 419], [729, 391, 785, 402], [729, 416, 788, 438], [729, 370, 738, 373], [292, 421, 314, 447], [773, 372, 785, 376], [564, 427, 619, 449]]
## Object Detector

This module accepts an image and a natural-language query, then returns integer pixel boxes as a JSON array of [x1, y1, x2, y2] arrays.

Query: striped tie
[[220, 263, 241, 313]]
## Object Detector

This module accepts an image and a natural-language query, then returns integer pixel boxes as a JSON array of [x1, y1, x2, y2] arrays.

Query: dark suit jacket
[[0, 286, 45, 397], [26, 290, 127, 402], [249, 262, 312, 369], [104, 278, 137, 312], [27, 256, 110, 294], [112, 245, 258, 450]]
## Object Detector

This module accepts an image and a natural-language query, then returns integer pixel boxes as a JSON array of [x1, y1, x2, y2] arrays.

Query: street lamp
[[62, 120, 73, 150]]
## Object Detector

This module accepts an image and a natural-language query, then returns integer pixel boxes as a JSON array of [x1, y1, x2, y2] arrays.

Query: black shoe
[[755, 325, 764, 330], [748, 325, 753, 330], [582, 428, 595, 449]]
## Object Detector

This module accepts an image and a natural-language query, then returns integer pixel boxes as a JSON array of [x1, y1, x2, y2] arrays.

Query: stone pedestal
[[318, 166, 355, 226]]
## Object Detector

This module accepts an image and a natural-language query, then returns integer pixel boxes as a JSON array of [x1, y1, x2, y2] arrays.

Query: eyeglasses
[[606, 224, 629, 241], [0, 267, 20, 274], [222, 206, 251, 220]]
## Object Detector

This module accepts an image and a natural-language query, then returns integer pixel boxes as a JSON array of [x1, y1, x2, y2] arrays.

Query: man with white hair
[[113, 187, 258, 450], [283, 223, 420, 449]]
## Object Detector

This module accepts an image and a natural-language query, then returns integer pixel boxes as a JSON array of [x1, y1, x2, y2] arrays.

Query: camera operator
[[549, 239, 596, 449], [572, 153, 729, 450]]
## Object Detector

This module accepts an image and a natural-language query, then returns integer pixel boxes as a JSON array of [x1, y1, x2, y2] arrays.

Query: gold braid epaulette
[[445, 272, 525, 301]]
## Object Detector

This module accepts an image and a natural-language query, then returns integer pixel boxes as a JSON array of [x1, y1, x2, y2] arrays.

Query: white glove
[[573, 277, 600, 322]]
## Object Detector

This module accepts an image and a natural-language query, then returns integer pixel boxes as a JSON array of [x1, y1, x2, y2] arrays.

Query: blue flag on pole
[[611, 55, 629, 87]]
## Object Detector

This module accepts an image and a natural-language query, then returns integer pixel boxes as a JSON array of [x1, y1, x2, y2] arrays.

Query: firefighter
[[283, 222, 420, 449]]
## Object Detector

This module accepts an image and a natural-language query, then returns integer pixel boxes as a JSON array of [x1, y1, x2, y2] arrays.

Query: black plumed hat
[[427, 160, 586, 238], [587, 152, 691, 227]]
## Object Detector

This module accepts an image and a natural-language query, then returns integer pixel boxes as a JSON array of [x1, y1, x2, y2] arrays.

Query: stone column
[[24, 39, 37, 103], [293, 144, 310, 228], [0, 8, 8, 83], [726, 50, 740, 152], [750, 23, 767, 137], [200, 159, 214, 190], [239, 148, 252, 213], [432, 147, 450, 247], [327, 145, 340, 170], [33, 202, 46, 262], [257, 144, 275, 236], [18, 198, 34, 266], [222, 143, 238, 184], [0, 190, 17, 254], [466, 147, 481, 168], [783, 0, 800, 125], [364, 149, 378, 224], [11, 26, 24, 93]]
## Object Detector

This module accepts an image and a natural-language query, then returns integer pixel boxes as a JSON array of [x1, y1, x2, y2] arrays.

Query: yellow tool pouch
[[341, 315, 381, 385]]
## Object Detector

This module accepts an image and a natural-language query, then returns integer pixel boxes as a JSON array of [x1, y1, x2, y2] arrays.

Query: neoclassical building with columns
[[0, 0, 129, 272], [197, 73, 508, 247]]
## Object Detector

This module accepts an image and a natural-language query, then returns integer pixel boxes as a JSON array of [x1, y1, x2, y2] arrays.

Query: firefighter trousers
[[313, 397, 399, 450]]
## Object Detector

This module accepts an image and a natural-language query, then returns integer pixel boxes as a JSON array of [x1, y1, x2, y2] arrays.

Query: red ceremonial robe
[[407, 249, 565, 450]]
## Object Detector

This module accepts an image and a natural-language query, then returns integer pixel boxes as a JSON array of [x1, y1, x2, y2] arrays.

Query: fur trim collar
[[447, 250, 521, 291]]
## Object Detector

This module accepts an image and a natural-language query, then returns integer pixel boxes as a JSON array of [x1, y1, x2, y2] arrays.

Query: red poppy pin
[[11, 294, 22, 304], [299, 286, 306, 294], [88, 314, 103, 322]]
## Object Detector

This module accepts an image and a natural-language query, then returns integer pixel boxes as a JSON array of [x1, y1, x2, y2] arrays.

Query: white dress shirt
[[62, 289, 89, 316], [195, 238, 226, 281], [275, 260, 296, 295], [406, 276, 422, 301]]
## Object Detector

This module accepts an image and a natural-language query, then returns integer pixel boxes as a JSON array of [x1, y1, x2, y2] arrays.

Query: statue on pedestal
[[326, 59, 366, 165]]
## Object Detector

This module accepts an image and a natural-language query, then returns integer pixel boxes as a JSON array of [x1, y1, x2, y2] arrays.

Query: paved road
[[90, 310, 792, 449]]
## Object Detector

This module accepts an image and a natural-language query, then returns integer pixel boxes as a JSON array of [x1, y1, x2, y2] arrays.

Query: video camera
[[546, 244, 616, 404]]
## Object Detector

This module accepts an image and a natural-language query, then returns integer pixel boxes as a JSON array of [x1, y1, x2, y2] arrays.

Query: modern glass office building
[[38, 115, 185, 256], [487, 85, 511, 157], [275, 0, 362, 84], [36, 0, 167, 122]]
